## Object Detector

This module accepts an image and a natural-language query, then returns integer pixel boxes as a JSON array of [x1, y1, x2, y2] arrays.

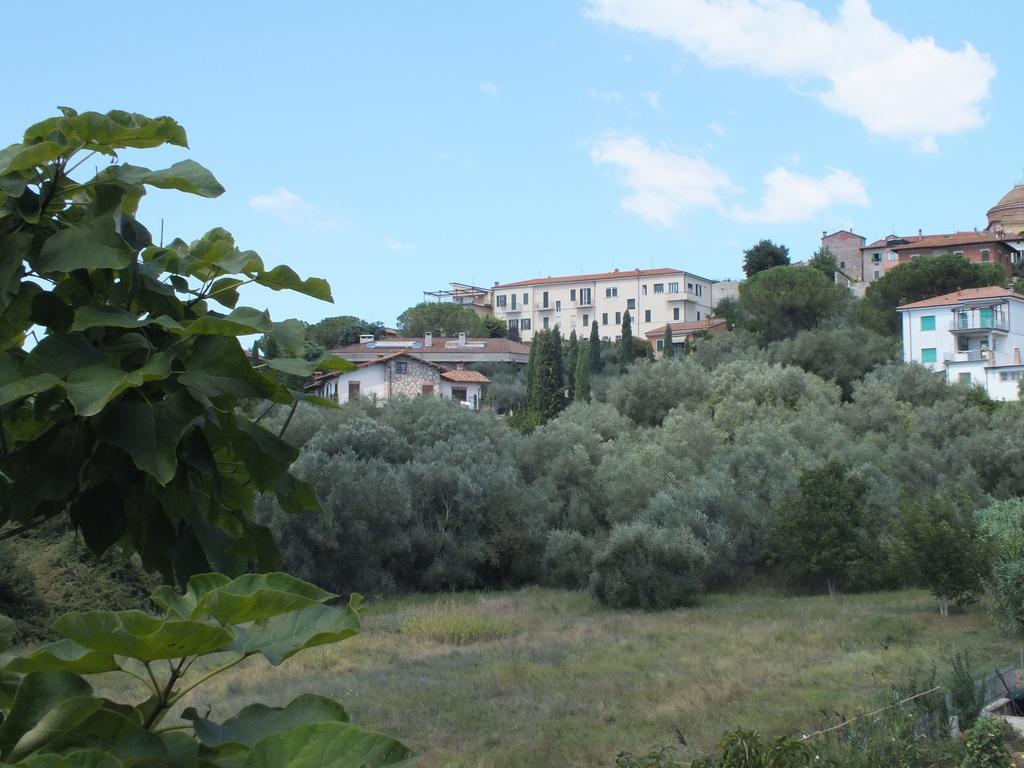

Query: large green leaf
[[0, 373, 61, 407], [179, 336, 282, 402], [0, 141, 67, 175], [228, 601, 360, 666], [179, 307, 273, 337], [97, 388, 204, 484], [22, 333, 105, 378], [228, 417, 298, 491], [264, 357, 320, 377], [271, 320, 306, 358], [24, 110, 188, 151], [0, 671, 92, 758], [52, 611, 234, 661], [151, 573, 231, 620], [65, 353, 172, 417], [194, 573, 333, 625], [99, 160, 224, 198], [7, 748, 123, 767], [255, 266, 333, 302], [37, 218, 134, 273], [6, 694, 107, 761], [2, 639, 119, 675], [244, 722, 412, 768], [184, 694, 349, 749], [71, 306, 183, 332]]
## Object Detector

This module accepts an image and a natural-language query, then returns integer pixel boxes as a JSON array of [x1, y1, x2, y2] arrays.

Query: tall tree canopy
[[808, 246, 838, 281], [396, 301, 487, 337], [307, 315, 385, 347], [859, 254, 1008, 335], [738, 265, 847, 341], [742, 239, 791, 278]]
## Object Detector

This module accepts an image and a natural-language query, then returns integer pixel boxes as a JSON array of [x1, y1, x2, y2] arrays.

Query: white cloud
[[382, 235, 414, 252], [643, 90, 662, 110], [590, 135, 736, 226], [730, 166, 869, 223], [248, 187, 340, 230], [480, 80, 499, 98], [586, 0, 995, 150], [591, 135, 867, 226]]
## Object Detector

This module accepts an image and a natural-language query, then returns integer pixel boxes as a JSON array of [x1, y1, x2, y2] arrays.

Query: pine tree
[[662, 324, 674, 358], [574, 343, 591, 402], [589, 320, 601, 374], [566, 330, 579, 400], [619, 310, 634, 369]]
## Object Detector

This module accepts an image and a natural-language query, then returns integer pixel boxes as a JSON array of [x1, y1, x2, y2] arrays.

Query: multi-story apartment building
[[861, 231, 1017, 283], [898, 286, 1024, 401], [490, 267, 714, 343]]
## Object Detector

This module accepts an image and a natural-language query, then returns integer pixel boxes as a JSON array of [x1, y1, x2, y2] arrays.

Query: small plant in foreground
[[614, 743, 685, 767], [960, 717, 1013, 768], [949, 650, 986, 732]]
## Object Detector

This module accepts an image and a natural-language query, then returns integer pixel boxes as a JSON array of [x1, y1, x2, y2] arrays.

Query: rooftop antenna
[[159, 218, 164, 247]]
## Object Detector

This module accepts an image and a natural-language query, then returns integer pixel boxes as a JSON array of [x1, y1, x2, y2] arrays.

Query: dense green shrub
[[590, 522, 708, 609], [948, 651, 985, 732], [542, 530, 599, 589], [960, 718, 1013, 768], [610, 358, 712, 426]]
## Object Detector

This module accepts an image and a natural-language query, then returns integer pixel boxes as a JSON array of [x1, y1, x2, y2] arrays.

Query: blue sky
[[4, 1, 1021, 326]]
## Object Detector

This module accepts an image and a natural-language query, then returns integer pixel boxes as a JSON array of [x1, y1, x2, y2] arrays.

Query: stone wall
[[388, 357, 441, 399]]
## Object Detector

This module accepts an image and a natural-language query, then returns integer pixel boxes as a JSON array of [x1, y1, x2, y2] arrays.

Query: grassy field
[[167, 588, 1018, 767]]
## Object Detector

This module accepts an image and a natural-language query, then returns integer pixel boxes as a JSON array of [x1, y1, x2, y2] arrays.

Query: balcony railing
[[950, 315, 1008, 331]]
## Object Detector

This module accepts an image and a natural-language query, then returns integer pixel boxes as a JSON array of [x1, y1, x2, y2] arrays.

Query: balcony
[[949, 312, 1008, 332]]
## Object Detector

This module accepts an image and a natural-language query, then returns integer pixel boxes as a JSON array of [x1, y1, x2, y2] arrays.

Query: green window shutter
[[921, 348, 937, 364], [920, 315, 935, 331]]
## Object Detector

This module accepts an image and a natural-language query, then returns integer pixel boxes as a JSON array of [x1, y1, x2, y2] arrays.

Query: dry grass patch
[[399, 600, 519, 645]]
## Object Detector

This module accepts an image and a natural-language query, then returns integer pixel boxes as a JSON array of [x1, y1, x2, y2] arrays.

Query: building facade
[[861, 232, 1016, 282], [821, 230, 866, 284], [645, 317, 728, 359], [490, 267, 714, 343], [898, 286, 1024, 401], [327, 334, 529, 365], [309, 351, 490, 409]]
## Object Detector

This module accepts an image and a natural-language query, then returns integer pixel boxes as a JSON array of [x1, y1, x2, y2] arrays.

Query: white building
[[898, 286, 1024, 401], [490, 267, 714, 343], [308, 351, 490, 409]]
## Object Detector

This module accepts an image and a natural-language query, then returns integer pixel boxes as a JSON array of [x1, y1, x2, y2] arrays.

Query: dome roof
[[987, 180, 1024, 235]]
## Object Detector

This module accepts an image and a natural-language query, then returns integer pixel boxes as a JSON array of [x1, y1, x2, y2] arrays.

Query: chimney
[[458, 332, 466, 347], [1015, 348, 1022, 365], [918, 228, 923, 239], [424, 332, 433, 348], [822, 230, 827, 239]]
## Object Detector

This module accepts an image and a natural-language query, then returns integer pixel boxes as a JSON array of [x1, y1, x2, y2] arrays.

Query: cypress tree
[[574, 343, 591, 403], [619, 310, 634, 369], [525, 332, 540, 407], [551, 325, 565, 393], [566, 330, 579, 399], [589, 320, 601, 374], [662, 324, 674, 358]]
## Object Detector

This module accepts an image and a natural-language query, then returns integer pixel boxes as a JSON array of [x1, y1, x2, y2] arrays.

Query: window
[[695, 284, 703, 297], [873, 269, 881, 279], [687, 282, 694, 293], [615, 312, 621, 324], [496, 294, 507, 308], [673, 307, 680, 320], [542, 291, 549, 308], [872, 252, 881, 263], [542, 317, 549, 330], [583, 314, 589, 326], [627, 298, 636, 310], [451, 387, 467, 403], [656, 340, 664, 352], [509, 319, 520, 331], [653, 283, 664, 294], [1000, 371, 1024, 382], [348, 381, 360, 398], [579, 288, 592, 305], [981, 249, 991, 262], [840, 261, 846, 269], [395, 361, 408, 374], [570, 289, 576, 301], [668, 282, 679, 293], [605, 287, 618, 298], [521, 319, 532, 330], [555, 300, 562, 311], [888, 251, 899, 261], [421, 384, 434, 396], [602, 313, 608, 325], [510, 294, 517, 310], [523, 293, 529, 306], [921, 348, 937, 364], [958, 372, 972, 385], [644, 309, 651, 322], [920, 315, 936, 331], [697, 311, 701, 320], [642, 285, 648, 296], [957, 335, 969, 352]]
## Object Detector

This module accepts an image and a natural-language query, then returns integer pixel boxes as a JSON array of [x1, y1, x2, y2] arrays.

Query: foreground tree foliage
[[0, 574, 411, 766], [0, 109, 354, 585]]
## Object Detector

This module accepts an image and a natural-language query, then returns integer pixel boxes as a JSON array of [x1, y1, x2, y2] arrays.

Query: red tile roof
[[440, 370, 491, 383], [898, 286, 1024, 310], [643, 317, 728, 337], [888, 232, 1012, 251], [330, 337, 529, 355], [495, 267, 685, 289]]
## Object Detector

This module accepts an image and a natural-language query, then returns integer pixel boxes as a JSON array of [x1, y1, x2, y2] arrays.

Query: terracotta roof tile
[[440, 370, 491, 383], [643, 317, 728, 337], [888, 232, 1011, 250], [495, 267, 686, 289], [329, 337, 529, 355], [898, 286, 1024, 310]]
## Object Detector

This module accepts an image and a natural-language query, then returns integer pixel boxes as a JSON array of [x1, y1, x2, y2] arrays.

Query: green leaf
[[25, 110, 188, 151], [264, 357, 320, 376], [271, 320, 306, 358], [0, 615, 14, 652], [151, 573, 231, 619], [99, 160, 224, 198], [228, 601, 360, 666], [319, 357, 357, 373], [97, 387, 204, 485], [184, 694, 349, 748], [0, 141, 67, 175], [0, 671, 92, 759], [179, 336, 283, 402], [8, 747, 123, 767], [179, 307, 272, 337], [208, 277, 245, 309], [71, 306, 183, 332], [52, 611, 234, 661], [194, 573, 333, 625], [255, 266, 333, 302], [38, 218, 134, 273], [23, 333, 105, 377], [0, 373, 62, 407], [2, 639, 119, 675], [65, 353, 173, 417], [244, 722, 412, 768], [229, 417, 298, 491], [7, 694, 107, 761]]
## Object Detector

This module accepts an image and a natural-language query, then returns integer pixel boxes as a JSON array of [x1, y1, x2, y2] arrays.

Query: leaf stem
[[167, 653, 250, 706]]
